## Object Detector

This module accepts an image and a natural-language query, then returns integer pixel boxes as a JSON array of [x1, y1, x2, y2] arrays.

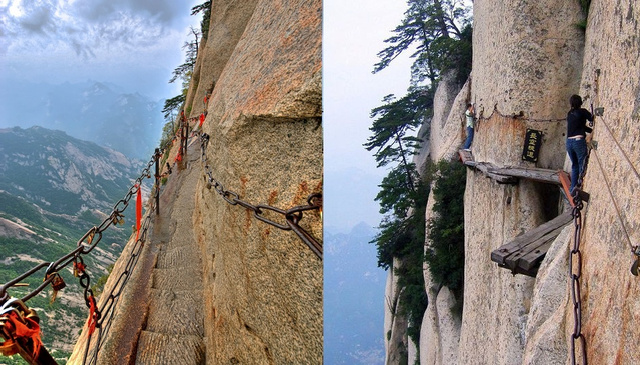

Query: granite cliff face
[[386, 1, 640, 364], [68, 1, 321, 363], [191, 0, 322, 363]]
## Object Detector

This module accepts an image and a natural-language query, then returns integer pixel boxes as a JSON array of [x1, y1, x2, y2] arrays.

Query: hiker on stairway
[[566, 94, 593, 193], [463, 103, 475, 151]]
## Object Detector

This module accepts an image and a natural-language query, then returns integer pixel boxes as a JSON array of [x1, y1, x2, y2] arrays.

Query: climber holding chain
[[463, 103, 475, 151], [566, 94, 593, 193]]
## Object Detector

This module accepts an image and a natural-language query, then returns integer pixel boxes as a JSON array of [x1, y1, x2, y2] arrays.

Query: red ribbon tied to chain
[[0, 311, 42, 359], [136, 183, 142, 241], [87, 295, 98, 335]]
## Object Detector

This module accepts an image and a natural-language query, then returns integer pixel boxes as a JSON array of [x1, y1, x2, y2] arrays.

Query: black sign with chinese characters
[[522, 129, 542, 162]]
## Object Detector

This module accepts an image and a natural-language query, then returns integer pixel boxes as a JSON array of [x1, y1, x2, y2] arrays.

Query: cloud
[[74, 0, 185, 25], [17, 0, 54, 34], [0, 0, 197, 59]]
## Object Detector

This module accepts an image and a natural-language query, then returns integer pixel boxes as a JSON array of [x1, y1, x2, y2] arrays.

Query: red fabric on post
[[136, 184, 142, 241], [199, 113, 205, 127], [5, 311, 42, 359]]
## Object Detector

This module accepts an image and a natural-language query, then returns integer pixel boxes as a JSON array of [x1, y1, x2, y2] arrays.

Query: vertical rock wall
[[185, 0, 260, 118], [417, 1, 586, 364], [416, 1, 640, 364], [572, 1, 640, 363], [471, 0, 584, 168], [192, 0, 322, 363], [384, 258, 409, 365], [459, 0, 584, 363]]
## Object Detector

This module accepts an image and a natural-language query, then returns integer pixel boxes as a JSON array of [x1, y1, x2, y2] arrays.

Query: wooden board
[[491, 211, 573, 276], [558, 170, 590, 206], [475, 162, 518, 184], [459, 150, 567, 187], [558, 170, 574, 207], [488, 166, 561, 185], [459, 149, 474, 164]]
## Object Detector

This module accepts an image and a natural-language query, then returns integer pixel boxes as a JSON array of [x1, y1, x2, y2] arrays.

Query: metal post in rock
[[183, 123, 188, 157], [16, 344, 57, 365]]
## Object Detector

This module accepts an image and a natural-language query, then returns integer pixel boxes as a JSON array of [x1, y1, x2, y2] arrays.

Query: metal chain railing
[[570, 166, 588, 365], [199, 133, 323, 259], [567, 84, 598, 364], [475, 103, 567, 124], [2, 107, 322, 364], [78, 206, 154, 365], [1, 149, 162, 365]]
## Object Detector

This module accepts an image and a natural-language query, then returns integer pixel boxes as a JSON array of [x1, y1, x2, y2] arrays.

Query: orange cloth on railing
[[87, 295, 98, 335], [0, 311, 42, 359], [136, 184, 142, 241]]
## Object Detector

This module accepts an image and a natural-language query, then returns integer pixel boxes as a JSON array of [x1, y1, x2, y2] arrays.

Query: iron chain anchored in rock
[[0, 150, 161, 365], [199, 132, 323, 259]]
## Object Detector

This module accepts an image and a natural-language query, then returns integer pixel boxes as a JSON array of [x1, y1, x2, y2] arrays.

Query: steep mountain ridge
[[0, 126, 144, 362], [0, 80, 164, 159], [67, 1, 322, 364], [384, 1, 640, 364], [0, 126, 143, 215]]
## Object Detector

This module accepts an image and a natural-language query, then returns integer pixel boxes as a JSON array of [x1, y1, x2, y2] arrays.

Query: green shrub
[[425, 160, 466, 316]]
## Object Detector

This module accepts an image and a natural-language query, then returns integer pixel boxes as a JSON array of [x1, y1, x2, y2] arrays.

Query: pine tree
[[373, 0, 470, 85]]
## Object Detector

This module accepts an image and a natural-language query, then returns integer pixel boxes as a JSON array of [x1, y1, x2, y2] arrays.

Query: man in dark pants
[[566, 94, 593, 193]]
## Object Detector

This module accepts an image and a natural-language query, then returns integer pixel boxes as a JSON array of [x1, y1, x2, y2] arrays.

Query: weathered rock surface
[[413, 72, 469, 176], [431, 76, 470, 162], [419, 187, 461, 365], [191, 0, 323, 363], [69, 1, 321, 364], [572, 1, 640, 364], [522, 225, 571, 365], [413, 1, 640, 365], [384, 258, 409, 365], [471, 0, 584, 121], [185, 0, 260, 118]]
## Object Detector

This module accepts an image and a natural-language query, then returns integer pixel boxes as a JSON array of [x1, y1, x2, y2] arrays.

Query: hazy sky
[[324, 0, 413, 231], [0, 0, 414, 230], [0, 0, 202, 99]]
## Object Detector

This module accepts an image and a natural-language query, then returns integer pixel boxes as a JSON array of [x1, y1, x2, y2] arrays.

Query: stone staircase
[[134, 149, 206, 364]]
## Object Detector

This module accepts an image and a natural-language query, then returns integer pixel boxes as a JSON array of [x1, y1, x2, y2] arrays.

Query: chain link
[[0, 151, 159, 365], [568, 108, 594, 365], [199, 132, 323, 259], [475, 104, 567, 124]]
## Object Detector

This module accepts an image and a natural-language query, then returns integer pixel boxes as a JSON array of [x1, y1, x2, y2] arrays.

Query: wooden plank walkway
[[491, 211, 573, 277], [459, 150, 590, 276], [459, 149, 562, 185]]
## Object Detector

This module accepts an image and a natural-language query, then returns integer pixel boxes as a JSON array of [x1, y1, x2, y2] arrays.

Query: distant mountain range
[[0, 126, 149, 361], [0, 78, 165, 159], [324, 222, 386, 365], [0, 126, 145, 215]]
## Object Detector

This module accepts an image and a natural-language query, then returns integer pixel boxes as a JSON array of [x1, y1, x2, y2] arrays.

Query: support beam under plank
[[491, 211, 573, 277]]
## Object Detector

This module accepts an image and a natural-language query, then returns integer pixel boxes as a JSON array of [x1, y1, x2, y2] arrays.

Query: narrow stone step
[[145, 288, 204, 336], [135, 331, 205, 365], [162, 236, 199, 250], [156, 245, 201, 269], [152, 266, 202, 290]]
